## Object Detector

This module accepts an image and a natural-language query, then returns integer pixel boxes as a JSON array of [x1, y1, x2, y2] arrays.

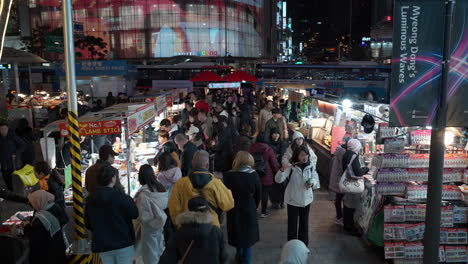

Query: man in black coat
[[174, 134, 199, 176], [0, 123, 25, 190]]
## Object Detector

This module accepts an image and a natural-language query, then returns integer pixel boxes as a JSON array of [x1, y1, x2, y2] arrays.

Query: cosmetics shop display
[[371, 129, 468, 263]]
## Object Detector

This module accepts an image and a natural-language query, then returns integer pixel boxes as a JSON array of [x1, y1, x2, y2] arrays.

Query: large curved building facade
[[29, 0, 264, 59]]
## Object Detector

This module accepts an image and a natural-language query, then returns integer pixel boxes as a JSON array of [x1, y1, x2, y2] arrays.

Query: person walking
[[134, 165, 168, 264], [168, 150, 234, 227], [224, 151, 261, 264], [342, 139, 369, 235], [175, 134, 199, 176], [198, 109, 214, 139], [258, 100, 273, 133], [328, 136, 351, 226], [181, 100, 194, 125], [85, 145, 125, 194], [275, 146, 320, 246], [85, 165, 139, 264], [33, 161, 66, 209], [15, 118, 36, 166], [160, 197, 227, 264], [0, 122, 25, 190], [248, 133, 279, 218], [212, 116, 235, 174], [25, 190, 68, 264]]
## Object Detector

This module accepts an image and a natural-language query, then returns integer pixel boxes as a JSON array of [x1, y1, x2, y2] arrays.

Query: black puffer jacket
[[213, 128, 233, 172], [342, 150, 369, 178], [159, 211, 227, 264], [0, 130, 25, 170]]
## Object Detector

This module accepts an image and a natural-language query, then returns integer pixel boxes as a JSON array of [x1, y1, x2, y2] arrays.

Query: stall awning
[[191, 71, 223, 82]]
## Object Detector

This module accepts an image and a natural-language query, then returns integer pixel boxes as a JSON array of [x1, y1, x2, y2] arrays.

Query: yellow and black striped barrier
[[68, 111, 86, 240], [66, 253, 101, 264]]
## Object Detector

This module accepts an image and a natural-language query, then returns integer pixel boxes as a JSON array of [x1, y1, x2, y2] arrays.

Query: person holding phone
[[275, 146, 320, 246]]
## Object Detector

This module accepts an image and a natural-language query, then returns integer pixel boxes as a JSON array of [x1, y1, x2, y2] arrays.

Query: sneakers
[[335, 218, 344, 226], [260, 213, 270, 218]]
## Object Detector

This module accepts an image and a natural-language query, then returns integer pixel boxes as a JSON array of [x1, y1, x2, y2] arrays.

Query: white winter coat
[[134, 185, 168, 264], [275, 163, 320, 207], [281, 131, 317, 167]]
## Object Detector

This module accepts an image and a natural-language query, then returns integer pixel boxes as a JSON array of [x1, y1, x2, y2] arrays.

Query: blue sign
[[57, 60, 131, 76]]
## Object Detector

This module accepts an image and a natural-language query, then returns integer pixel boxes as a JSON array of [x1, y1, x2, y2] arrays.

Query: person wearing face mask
[[342, 139, 369, 236], [275, 146, 320, 246]]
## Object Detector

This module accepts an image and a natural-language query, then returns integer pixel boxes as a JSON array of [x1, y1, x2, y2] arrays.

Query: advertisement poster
[[446, 0, 468, 127], [59, 120, 122, 137], [331, 127, 346, 154], [127, 103, 156, 135], [390, 0, 445, 126]]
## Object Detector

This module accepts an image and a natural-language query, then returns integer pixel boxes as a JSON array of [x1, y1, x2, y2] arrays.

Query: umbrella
[[191, 71, 223, 82], [0, 47, 47, 64], [223, 70, 259, 82]]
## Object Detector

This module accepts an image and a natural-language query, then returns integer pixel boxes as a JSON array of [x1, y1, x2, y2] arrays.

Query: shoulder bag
[[178, 240, 194, 264], [339, 154, 365, 194]]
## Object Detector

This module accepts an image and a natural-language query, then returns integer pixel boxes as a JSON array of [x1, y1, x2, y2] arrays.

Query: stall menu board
[[127, 103, 156, 135], [156, 95, 167, 115], [59, 120, 122, 137]]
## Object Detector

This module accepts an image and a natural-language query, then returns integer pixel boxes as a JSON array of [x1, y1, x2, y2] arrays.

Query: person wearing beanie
[[264, 108, 288, 142], [342, 139, 369, 236], [160, 197, 227, 264], [328, 136, 352, 226], [281, 131, 317, 169]]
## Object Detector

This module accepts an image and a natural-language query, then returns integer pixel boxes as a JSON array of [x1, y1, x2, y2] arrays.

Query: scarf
[[35, 203, 61, 237]]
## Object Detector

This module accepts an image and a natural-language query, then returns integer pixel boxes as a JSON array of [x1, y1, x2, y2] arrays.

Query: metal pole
[[63, 0, 86, 252], [125, 120, 131, 195], [14, 64, 20, 93], [422, 1, 455, 263]]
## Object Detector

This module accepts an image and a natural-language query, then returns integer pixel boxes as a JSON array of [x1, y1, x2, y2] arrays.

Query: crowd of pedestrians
[[0, 88, 321, 264]]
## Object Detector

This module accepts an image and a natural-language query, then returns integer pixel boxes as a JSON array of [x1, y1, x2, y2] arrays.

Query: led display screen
[[29, 0, 264, 59]]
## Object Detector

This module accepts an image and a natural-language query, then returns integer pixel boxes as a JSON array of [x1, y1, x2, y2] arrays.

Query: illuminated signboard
[[208, 82, 241, 89]]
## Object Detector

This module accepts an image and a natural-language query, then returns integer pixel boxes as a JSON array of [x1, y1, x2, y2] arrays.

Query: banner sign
[[57, 60, 129, 76], [156, 95, 167, 115], [59, 120, 122, 137], [127, 103, 156, 135], [446, 0, 468, 127], [208, 82, 241, 89], [389, 0, 445, 126]]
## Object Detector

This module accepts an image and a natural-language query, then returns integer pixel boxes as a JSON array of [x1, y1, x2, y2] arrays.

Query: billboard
[[30, 0, 264, 59], [390, 0, 468, 127], [446, 0, 468, 127], [389, 0, 445, 127]]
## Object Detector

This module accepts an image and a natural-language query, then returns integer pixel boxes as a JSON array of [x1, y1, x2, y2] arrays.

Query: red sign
[[331, 127, 346, 154], [59, 120, 122, 137]]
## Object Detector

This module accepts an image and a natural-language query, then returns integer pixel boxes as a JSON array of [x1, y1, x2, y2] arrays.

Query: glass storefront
[[29, 0, 264, 59]]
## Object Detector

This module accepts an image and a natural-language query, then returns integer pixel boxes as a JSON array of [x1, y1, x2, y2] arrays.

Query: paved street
[[1, 184, 385, 263]]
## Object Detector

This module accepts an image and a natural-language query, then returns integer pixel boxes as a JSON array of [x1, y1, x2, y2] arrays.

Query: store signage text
[[127, 103, 156, 135], [59, 120, 122, 137], [175, 51, 219, 56]]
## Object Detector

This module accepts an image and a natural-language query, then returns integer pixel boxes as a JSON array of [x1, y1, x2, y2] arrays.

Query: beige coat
[[258, 108, 273, 133]]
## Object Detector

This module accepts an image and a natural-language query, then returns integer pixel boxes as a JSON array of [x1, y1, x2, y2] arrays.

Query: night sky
[[290, 0, 371, 47]]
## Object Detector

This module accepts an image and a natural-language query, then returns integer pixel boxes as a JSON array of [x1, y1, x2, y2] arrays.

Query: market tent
[[223, 70, 258, 82], [191, 71, 223, 82], [0, 47, 47, 64]]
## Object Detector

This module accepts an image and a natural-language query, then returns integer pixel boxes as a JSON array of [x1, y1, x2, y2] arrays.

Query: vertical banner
[[446, 0, 468, 127], [390, 0, 445, 126]]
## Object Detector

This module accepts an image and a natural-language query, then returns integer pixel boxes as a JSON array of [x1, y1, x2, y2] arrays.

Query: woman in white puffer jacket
[[275, 145, 320, 246], [281, 131, 317, 169]]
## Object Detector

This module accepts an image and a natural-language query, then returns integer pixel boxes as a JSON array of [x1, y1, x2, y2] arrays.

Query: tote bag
[[339, 154, 364, 194]]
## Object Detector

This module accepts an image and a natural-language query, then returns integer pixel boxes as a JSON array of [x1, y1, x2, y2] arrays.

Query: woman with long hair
[[275, 146, 320, 246], [224, 151, 261, 264], [134, 165, 168, 264], [156, 152, 182, 194]]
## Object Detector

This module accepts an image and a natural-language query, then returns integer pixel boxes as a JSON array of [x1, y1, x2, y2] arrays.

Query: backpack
[[253, 152, 267, 177]]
